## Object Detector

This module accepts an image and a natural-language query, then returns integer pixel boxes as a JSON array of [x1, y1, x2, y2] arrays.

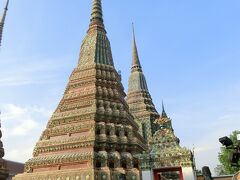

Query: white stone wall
[[142, 170, 153, 180], [142, 167, 196, 180], [182, 167, 196, 180]]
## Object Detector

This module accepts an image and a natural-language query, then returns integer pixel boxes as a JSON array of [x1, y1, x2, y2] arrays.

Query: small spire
[[132, 23, 142, 71], [0, 0, 9, 47], [161, 101, 168, 118], [89, 0, 105, 31]]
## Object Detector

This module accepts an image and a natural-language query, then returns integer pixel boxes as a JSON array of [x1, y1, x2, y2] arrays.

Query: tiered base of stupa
[[13, 168, 140, 180], [0, 158, 9, 179], [13, 168, 94, 180]]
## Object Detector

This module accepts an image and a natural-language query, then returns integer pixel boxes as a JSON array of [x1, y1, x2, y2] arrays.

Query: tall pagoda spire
[[132, 23, 142, 71], [0, 0, 9, 47], [78, 0, 113, 67], [89, 0, 104, 30], [128, 25, 148, 92], [127, 25, 159, 146], [14, 1, 146, 180]]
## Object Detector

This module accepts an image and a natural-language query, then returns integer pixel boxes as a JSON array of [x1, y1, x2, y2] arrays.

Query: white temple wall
[[142, 170, 153, 180], [182, 167, 196, 180], [142, 167, 196, 180]]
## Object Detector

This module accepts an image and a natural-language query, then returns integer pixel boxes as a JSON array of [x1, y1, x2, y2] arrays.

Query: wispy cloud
[[0, 56, 73, 87], [7, 147, 33, 163], [1, 103, 51, 136], [0, 103, 53, 162], [182, 113, 240, 175], [0, 75, 60, 87]]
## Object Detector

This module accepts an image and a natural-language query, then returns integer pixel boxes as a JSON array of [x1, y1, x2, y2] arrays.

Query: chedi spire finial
[[0, 0, 9, 47], [161, 101, 168, 118], [132, 23, 142, 72], [89, 0, 105, 31]]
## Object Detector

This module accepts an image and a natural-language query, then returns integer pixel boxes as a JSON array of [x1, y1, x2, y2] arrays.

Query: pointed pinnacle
[[132, 23, 136, 42], [0, 0, 9, 47], [161, 101, 168, 118], [5, 0, 9, 11], [89, 0, 105, 31], [132, 23, 142, 71], [0, 0, 9, 22]]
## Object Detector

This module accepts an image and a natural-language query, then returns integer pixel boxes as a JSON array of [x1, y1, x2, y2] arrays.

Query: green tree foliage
[[214, 165, 225, 176], [195, 169, 202, 176], [215, 130, 240, 175]]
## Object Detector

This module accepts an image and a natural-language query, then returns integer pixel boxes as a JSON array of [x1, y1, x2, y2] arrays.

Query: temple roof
[[0, 0, 9, 47], [5, 160, 24, 177], [137, 112, 194, 169]]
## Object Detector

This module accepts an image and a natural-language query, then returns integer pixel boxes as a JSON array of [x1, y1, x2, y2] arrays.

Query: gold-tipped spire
[[0, 0, 9, 47]]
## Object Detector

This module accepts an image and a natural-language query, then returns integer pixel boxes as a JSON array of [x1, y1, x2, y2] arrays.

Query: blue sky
[[0, 0, 240, 175]]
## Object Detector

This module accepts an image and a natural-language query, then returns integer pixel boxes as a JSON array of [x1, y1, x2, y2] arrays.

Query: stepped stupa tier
[[139, 107, 195, 179], [127, 25, 159, 147], [13, 1, 146, 180], [0, 113, 9, 179], [151, 111, 193, 169]]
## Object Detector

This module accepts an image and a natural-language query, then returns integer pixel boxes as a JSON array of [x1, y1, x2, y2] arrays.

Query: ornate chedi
[[152, 106, 193, 168], [13, 1, 146, 180], [138, 106, 194, 179], [126, 25, 159, 147], [0, 0, 9, 47], [127, 27, 195, 179], [0, 113, 9, 180]]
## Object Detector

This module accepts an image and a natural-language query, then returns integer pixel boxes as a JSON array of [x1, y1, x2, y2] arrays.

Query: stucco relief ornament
[[154, 116, 168, 125]]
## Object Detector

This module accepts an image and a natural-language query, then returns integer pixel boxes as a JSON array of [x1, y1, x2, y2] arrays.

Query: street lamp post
[[219, 133, 240, 180], [219, 135, 240, 167]]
